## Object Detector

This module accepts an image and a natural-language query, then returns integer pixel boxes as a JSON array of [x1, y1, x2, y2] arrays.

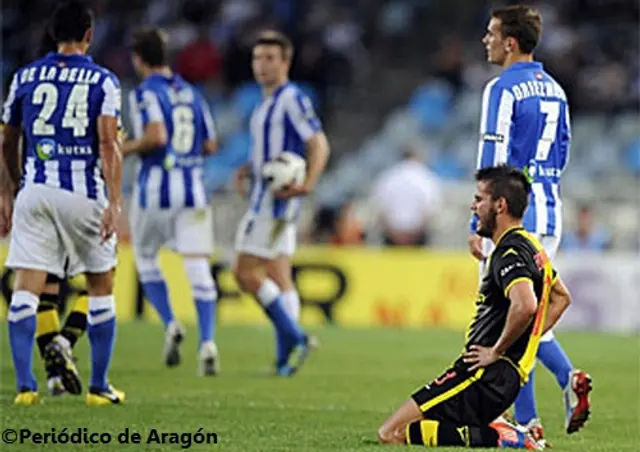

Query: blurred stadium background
[[0, 1, 638, 450], [1, 0, 639, 333]]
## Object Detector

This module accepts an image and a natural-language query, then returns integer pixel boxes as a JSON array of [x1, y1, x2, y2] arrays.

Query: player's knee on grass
[[378, 398, 424, 445]]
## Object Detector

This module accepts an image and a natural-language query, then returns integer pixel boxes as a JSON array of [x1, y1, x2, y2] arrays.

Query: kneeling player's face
[[472, 181, 498, 238], [252, 45, 286, 86]]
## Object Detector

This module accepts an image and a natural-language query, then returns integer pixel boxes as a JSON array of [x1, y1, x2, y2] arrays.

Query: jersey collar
[[494, 225, 525, 246], [503, 61, 543, 74]]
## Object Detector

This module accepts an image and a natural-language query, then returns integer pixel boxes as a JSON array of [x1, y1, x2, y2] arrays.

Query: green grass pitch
[[1, 323, 638, 451]]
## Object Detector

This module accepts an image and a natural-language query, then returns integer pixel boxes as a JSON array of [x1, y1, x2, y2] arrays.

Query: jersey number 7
[[534, 100, 560, 161]]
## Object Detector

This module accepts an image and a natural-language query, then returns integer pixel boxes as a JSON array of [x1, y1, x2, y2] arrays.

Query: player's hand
[[100, 204, 121, 242], [274, 184, 310, 200], [468, 234, 485, 261], [0, 191, 13, 238], [463, 345, 500, 371]]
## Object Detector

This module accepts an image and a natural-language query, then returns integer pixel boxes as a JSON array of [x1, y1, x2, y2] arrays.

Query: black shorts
[[411, 358, 521, 426]]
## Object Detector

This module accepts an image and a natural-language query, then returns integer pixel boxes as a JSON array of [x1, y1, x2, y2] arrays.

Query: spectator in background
[[370, 145, 443, 247], [330, 200, 365, 246], [562, 204, 612, 252], [177, 25, 222, 85]]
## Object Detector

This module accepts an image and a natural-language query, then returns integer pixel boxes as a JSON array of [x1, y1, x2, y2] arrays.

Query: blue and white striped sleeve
[[476, 77, 514, 169], [198, 94, 216, 141], [128, 89, 144, 139], [285, 91, 322, 141], [2, 73, 21, 127], [470, 77, 514, 234], [100, 74, 121, 117]]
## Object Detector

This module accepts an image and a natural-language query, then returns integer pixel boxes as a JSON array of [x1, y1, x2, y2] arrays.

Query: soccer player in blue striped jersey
[[0, 0, 124, 406], [122, 27, 219, 376], [233, 31, 330, 376], [468, 5, 592, 440]]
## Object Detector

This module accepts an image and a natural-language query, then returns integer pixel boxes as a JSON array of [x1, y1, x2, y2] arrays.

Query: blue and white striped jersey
[[2, 52, 121, 203], [129, 73, 216, 209], [473, 61, 571, 237], [248, 82, 322, 220]]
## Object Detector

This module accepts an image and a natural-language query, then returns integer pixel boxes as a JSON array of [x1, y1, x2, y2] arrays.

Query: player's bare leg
[[9, 269, 49, 404], [84, 270, 124, 406], [378, 399, 423, 444], [234, 253, 310, 375], [182, 253, 219, 376]]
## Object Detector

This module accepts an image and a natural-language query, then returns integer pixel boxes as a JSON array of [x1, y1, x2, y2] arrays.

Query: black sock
[[36, 294, 61, 378], [407, 420, 499, 447], [61, 296, 88, 348]]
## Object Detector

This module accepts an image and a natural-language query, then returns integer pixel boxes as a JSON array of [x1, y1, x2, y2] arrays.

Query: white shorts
[[5, 184, 117, 278], [129, 203, 214, 258], [234, 212, 296, 260], [480, 234, 561, 342]]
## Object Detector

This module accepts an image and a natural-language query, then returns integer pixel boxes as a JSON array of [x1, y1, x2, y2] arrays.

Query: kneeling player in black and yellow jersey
[[36, 271, 87, 396], [378, 166, 574, 450]]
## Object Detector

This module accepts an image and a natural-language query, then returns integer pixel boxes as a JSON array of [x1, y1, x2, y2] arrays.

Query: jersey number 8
[[32, 82, 89, 137], [171, 106, 195, 154]]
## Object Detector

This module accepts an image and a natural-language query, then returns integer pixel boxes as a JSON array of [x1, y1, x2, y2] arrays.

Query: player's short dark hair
[[253, 30, 294, 61], [51, 0, 94, 44], [131, 27, 168, 67], [491, 5, 542, 54], [475, 165, 531, 219]]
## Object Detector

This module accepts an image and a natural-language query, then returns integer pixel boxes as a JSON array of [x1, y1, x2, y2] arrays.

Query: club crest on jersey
[[36, 139, 56, 160], [535, 72, 544, 80]]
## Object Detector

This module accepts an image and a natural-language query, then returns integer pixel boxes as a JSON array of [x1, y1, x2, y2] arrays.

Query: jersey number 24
[[32, 82, 89, 137]]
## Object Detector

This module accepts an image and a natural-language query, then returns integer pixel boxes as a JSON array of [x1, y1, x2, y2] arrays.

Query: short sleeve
[[492, 247, 535, 297], [2, 73, 21, 127], [100, 74, 121, 117], [284, 91, 322, 141]]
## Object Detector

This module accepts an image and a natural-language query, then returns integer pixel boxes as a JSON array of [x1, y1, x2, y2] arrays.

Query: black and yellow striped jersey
[[465, 226, 556, 382]]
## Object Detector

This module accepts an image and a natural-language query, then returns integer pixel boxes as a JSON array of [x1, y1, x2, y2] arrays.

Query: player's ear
[[84, 28, 93, 47]]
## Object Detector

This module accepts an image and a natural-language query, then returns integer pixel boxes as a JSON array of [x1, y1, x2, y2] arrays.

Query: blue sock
[[8, 296, 38, 392], [88, 309, 116, 391], [514, 368, 538, 425], [195, 299, 216, 344], [142, 280, 174, 327], [537, 338, 573, 389], [264, 297, 305, 363]]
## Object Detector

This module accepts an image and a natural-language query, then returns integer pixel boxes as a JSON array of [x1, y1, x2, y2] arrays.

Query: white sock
[[282, 290, 300, 321], [256, 278, 281, 307]]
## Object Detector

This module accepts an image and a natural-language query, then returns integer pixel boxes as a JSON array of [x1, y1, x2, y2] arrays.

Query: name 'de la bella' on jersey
[[472, 62, 571, 237], [248, 82, 322, 221], [129, 73, 216, 210], [2, 52, 121, 203]]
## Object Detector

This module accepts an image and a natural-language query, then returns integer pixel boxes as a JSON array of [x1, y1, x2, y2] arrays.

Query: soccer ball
[[262, 152, 306, 192]]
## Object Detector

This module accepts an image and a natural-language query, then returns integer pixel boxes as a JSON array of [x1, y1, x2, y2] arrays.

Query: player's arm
[[492, 279, 538, 356], [1, 74, 22, 195], [542, 274, 571, 335], [98, 76, 123, 231], [122, 90, 167, 156], [199, 94, 217, 155], [279, 93, 330, 197]]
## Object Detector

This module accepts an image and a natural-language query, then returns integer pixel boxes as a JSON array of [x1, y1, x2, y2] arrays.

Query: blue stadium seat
[[231, 83, 262, 119]]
